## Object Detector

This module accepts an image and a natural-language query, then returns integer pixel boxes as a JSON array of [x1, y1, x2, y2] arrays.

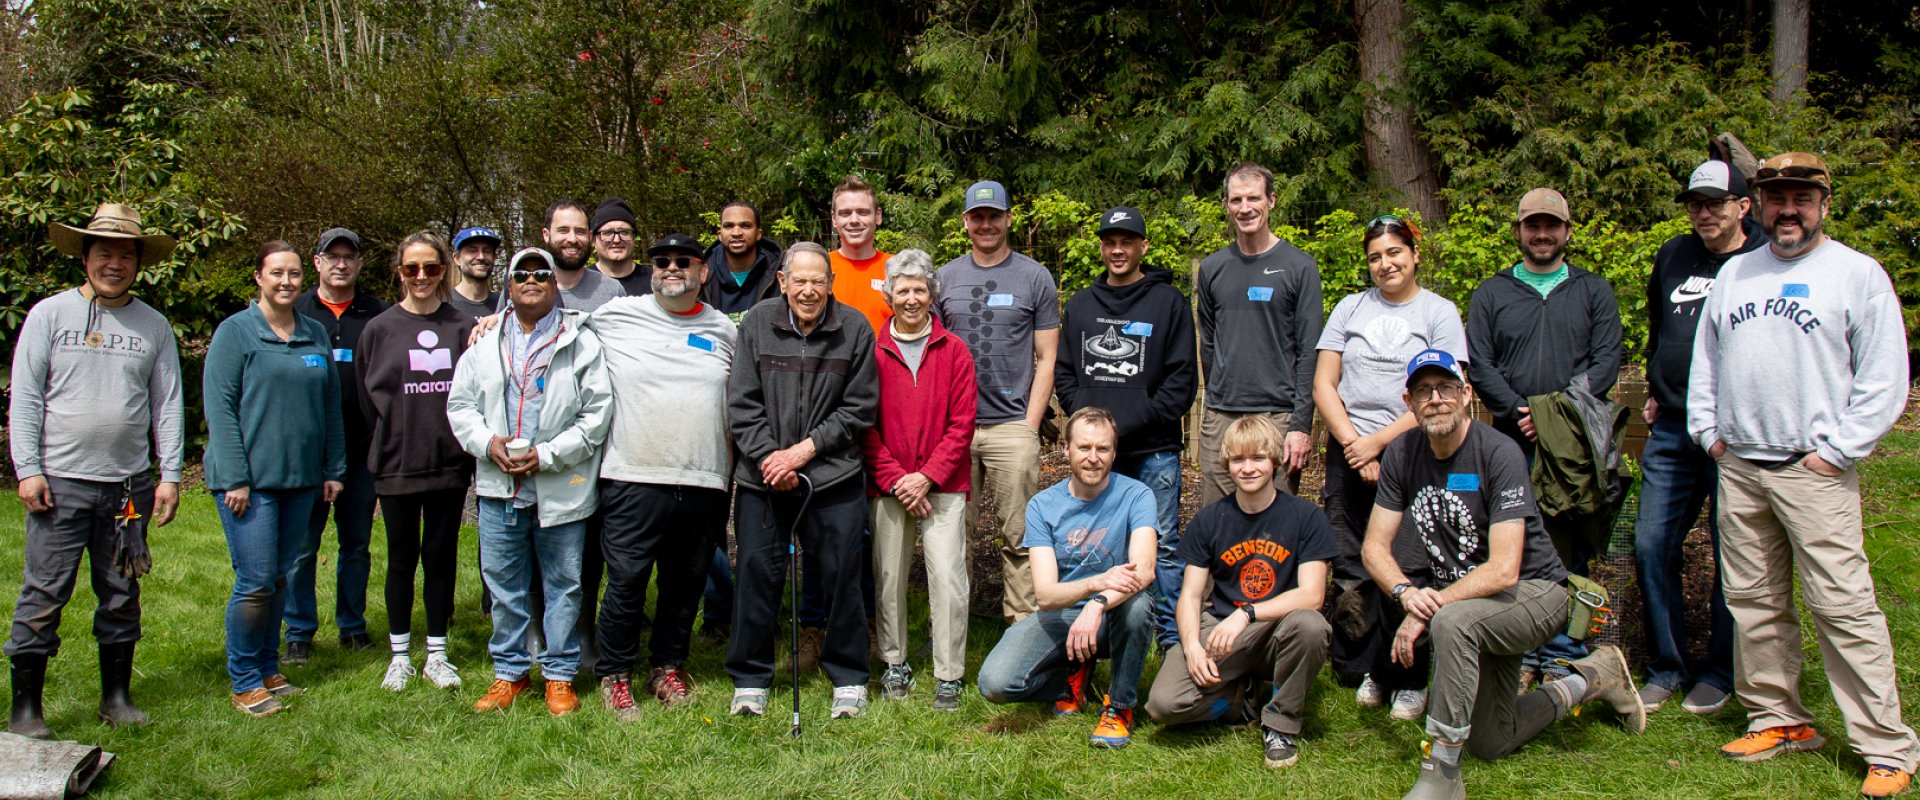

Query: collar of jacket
[[875, 313, 953, 359], [771, 297, 847, 335], [246, 301, 319, 345]]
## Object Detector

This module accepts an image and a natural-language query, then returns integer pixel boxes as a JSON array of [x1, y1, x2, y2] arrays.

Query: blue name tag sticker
[[687, 333, 716, 352], [536, 376, 545, 392], [332, 348, 353, 363], [986, 293, 1016, 308], [1782, 283, 1810, 298], [1247, 286, 1274, 302], [301, 354, 326, 368], [1446, 473, 1481, 492], [1121, 321, 1153, 337]]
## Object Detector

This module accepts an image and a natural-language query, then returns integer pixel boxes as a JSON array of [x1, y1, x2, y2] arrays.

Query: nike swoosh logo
[[1263, 267, 1285, 275], [1670, 288, 1710, 303]]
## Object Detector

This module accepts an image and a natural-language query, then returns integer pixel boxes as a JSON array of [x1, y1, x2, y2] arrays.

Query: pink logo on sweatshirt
[[409, 330, 452, 375]]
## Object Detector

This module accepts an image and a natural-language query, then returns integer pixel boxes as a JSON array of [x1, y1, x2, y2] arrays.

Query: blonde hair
[[1219, 415, 1287, 471], [391, 229, 456, 302], [1063, 406, 1117, 446]]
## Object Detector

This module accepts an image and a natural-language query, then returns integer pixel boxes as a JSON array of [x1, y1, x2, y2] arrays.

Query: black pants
[[381, 488, 466, 638], [727, 477, 869, 689], [1322, 438, 1433, 682], [6, 475, 152, 657], [596, 481, 728, 676]]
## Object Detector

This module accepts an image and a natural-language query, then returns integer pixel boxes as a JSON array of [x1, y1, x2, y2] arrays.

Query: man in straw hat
[[8, 203, 184, 738]]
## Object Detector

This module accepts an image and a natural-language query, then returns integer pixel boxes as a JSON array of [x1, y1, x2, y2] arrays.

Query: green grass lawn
[[7, 431, 1920, 798]]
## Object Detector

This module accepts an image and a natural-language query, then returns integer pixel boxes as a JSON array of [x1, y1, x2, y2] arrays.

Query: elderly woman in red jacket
[[861, 248, 977, 712]]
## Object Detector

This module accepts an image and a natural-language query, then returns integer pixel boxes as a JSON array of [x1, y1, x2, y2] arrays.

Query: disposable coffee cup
[[506, 438, 532, 458]]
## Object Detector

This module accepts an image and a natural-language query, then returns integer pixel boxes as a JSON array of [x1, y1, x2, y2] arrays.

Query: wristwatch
[[1087, 593, 1110, 607], [1235, 604, 1257, 624], [1391, 582, 1415, 602]]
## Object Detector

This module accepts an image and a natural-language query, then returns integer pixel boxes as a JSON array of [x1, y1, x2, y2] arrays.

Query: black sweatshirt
[[1465, 264, 1623, 422], [1643, 215, 1767, 413], [1055, 269, 1198, 458], [702, 239, 784, 322], [1194, 239, 1323, 432], [353, 303, 476, 495]]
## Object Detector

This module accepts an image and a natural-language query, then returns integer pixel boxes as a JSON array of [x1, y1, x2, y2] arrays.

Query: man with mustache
[[544, 198, 626, 312], [1688, 152, 1918, 799]]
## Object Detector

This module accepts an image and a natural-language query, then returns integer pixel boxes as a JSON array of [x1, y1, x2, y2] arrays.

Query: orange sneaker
[[1863, 765, 1913, 798], [1088, 698, 1133, 749], [1720, 723, 1825, 762], [1054, 660, 1095, 715], [473, 677, 529, 713], [546, 679, 580, 716]]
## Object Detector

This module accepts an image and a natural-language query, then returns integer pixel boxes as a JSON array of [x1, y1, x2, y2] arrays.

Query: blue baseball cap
[[963, 180, 1011, 212], [1405, 349, 1465, 387], [452, 226, 503, 250]]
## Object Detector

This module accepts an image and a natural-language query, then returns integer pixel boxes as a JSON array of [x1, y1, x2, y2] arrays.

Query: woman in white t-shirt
[[1311, 215, 1467, 719]]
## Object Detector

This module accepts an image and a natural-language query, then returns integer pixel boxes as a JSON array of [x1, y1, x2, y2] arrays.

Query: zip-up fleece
[[445, 308, 613, 527], [702, 239, 784, 321], [728, 297, 878, 492], [354, 303, 475, 495], [862, 315, 976, 497], [1466, 264, 1622, 421], [1055, 268, 1197, 458], [202, 303, 346, 492], [1643, 215, 1767, 412]]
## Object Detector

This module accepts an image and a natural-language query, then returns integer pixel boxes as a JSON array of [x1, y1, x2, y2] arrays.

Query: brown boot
[[546, 679, 579, 716], [797, 626, 825, 675]]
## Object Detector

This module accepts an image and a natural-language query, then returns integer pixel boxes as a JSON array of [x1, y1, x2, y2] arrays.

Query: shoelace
[[658, 671, 692, 698], [1097, 707, 1128, 731], [608, 680, 635, 708], [1869, 765, 1903, 780]]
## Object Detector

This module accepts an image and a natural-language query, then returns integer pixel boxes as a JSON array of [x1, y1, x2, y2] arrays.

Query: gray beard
[[1419, 411, 1462, 439]]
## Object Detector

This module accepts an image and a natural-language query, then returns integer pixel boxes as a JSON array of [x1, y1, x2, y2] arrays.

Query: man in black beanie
[[591, 197, 651, 296]]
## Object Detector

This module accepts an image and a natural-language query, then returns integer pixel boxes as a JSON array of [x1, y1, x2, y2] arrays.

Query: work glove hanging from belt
[[110, 479, 153, 579]]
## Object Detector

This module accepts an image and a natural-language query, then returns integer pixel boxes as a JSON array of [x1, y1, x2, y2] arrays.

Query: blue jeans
[[1633, 414, 1733, 691], [285, 452, 375, 642], [1114, 451, 1182, 648], [219, 488, 318, 694], [976, 595, 1152, 709], [478, 499, 586, 681]]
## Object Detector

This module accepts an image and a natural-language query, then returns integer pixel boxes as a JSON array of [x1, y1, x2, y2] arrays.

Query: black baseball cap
[[316, 227, 362, 255], [647, 233, 704, 258], [1095, 206, 1148, 238]]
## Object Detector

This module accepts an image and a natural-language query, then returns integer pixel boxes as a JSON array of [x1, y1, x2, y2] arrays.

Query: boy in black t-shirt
[[1144, 415, 1334, 769]]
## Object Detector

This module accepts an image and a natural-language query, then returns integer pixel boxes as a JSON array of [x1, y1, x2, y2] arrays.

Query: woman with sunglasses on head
[[354, 230, 477, 692], [1311, 214, 1467, 720]]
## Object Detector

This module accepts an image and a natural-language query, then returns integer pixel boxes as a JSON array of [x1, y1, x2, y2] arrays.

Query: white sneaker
[[423, 653, 462, 689], [1356, 674, 1386, 708], [380, 656, 415, 692], [830, 685, 868, 719], [730, 688, 768, 716], [1389, 689, 1428, 721]]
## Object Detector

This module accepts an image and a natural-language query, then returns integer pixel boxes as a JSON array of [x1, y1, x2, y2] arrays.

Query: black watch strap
[[1391, 582, 1415, 601], [1088, 593, 1110, 606]]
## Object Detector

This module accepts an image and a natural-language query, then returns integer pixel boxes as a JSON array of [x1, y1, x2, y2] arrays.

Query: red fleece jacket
[[861, 315, 977, 497]]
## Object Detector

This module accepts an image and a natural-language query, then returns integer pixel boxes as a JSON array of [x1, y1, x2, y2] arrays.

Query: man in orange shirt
[[829, 175, 893, 332]]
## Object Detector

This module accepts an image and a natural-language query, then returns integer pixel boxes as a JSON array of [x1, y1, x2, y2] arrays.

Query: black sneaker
[[933, 679, 963, 712], [283, 641, 311, 666], [338, 632, 374, 651], [881, 662, 914, 700], [1263, 728, 1300, 768]]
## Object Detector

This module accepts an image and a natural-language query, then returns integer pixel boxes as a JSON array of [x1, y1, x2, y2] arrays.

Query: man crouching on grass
[[976, 407, 1156, 748], [1145, 415, 1334, 768]]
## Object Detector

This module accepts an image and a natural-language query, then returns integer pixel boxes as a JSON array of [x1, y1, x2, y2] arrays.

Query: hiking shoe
[[1390, 689, 1428, 721], [338, 632, 375, 651], [882, 663, 915, 700], [283, 641, 311, 666], [262, 674, 304, 698], [1403, 754, 1465, 800], [380, 656, 415, 692], [1263, 728, 1300, 767], [1054, 660, 1095, 715], [1568, 645, 1645, 734], [1721, 724, 1825, 762], [1682, 682, 1732, 715], [797, 626, 825, 675], [474, 677, 529, 713], [1089, 700, 1133, 749], [601, 674, 642, 722], [1639, 681, 1675, 713], [1356, 674, 1386, 708], [423, 653, 462, 689], [698, 623, 731, 648], [731, 688, 769, 717], [649, 666, 695, 707], [231, 687, 284, 718], [1863, 765, 1913, 798], [546, 680, 579, 716], [934, 679, 964, 712], [830, 685, 868, 719]]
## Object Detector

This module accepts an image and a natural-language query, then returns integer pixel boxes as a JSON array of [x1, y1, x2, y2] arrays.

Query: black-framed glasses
[[318, 253, 361, 265], [399, 263, 445, 279], [1684, 197, 1737, 214], [510, 269, 554, 284], [597, 228, 635, 241], [652, 255, 700, 271], [1409, 382, 1464, 401]]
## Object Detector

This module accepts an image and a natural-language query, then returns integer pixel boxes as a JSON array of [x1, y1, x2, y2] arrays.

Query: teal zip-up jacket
[[202, 302, 347, 492]]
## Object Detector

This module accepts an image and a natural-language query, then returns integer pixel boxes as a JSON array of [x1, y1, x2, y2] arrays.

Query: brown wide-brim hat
[[48, 203, 177, 267]]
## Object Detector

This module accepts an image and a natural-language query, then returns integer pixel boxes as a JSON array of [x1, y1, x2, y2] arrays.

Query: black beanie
[[591, 197, 635, 233]]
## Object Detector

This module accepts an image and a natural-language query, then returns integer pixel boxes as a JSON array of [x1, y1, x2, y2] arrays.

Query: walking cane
[[790, 473, 815, 738]]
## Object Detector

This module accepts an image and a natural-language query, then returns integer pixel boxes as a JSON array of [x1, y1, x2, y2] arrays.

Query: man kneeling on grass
[[977, 407, 1156, 748], [1145, 415, 1334, 768]]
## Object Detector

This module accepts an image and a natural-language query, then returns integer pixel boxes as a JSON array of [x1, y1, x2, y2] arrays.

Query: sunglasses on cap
[[399, 263, 445, 279], [510, 269, 554, 284], [651, 255, 701, 271], [1755, 164, 1828, 181]]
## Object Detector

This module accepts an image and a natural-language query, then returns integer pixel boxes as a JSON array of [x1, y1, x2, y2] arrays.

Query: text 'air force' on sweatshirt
[[1687, 238, 1911, 470]]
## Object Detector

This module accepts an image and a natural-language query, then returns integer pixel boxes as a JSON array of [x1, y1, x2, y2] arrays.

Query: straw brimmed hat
[[48, 203, 177, 267]]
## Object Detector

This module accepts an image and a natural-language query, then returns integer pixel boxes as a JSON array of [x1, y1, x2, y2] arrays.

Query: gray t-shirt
[[934, 251, 1060, 423], [448, 290, 500, 321], [894, 333, 928, 379], [558, 268, 626, 313], [1315, 288, 1468, 436], [8, 289, 185, 483]]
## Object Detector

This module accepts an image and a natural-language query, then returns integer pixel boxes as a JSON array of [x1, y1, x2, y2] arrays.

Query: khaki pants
[[969, 421, 1040, 622], [872, 493, 969, 682], [1717, 455, 1919, 770], [1199, 409, 1300, 506], [1425, 578, 1567, 760], [1145, 609, 1330, 735]]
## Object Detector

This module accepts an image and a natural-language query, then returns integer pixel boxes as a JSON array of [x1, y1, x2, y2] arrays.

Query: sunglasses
[[652, 255, 701, 271], [510, 269, 554, 284], [1366, 214, 1407, 232], [400, 263, 445, 279], [1755, 164, 1828, 181]]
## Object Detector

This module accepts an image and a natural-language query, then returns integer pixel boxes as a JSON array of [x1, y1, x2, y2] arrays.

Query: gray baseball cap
[[963, 181, 1011, 212]]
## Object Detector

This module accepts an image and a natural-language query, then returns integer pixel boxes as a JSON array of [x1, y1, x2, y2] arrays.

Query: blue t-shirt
[[1022, 473, 1158, 607]]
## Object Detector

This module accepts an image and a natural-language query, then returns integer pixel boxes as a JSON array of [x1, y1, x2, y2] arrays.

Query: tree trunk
[[1354, 0, 1445, 227], [1771, 0, 1809, 106]]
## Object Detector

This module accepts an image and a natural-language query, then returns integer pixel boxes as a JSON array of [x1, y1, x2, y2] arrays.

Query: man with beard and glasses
[[1464, 188, 1622, 686], [545, 198, 625, 312], [1366, 350, 1644, 800], [1689, 152, 1918, 799], [591, 197, 651, 297], [449, 226, 504, 320]]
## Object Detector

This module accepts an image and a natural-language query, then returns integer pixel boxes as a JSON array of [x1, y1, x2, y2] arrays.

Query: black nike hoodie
[[1055, 268, 1198, 458], [1643, 215, 1768, 412]]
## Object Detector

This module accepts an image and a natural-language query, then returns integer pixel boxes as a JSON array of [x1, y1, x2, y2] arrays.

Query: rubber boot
[[97, 642, 150, 728], [9, 654, 53, 739], [1402, 754, 1465, 800]]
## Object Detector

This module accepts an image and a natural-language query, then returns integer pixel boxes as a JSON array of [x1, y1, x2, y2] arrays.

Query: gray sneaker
[[1262, 728, 1299, 768], [881, 662, 914, 700], [730, 687, 768, 716], [933, 679, 964, 712], [1682, 682, 1732, 715], [830, 685, 868, 719], [1402, 755, 1465, 800], [1638, 681, 1675, 713]]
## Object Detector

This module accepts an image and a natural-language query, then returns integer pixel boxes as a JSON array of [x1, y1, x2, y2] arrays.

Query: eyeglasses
[[399, 263, 445, 279], [652, 255, 700, 271], [318, 253, 361, 265], [1684, 197, 1738, 214], [510, 269, 554, 284], [597, 228, 635, 241], [1409, 382, 1464, 401], [1755, 164, 1828, 182]]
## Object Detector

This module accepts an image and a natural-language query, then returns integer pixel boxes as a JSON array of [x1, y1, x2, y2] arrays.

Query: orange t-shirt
[[830, 250, 893, 333]]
